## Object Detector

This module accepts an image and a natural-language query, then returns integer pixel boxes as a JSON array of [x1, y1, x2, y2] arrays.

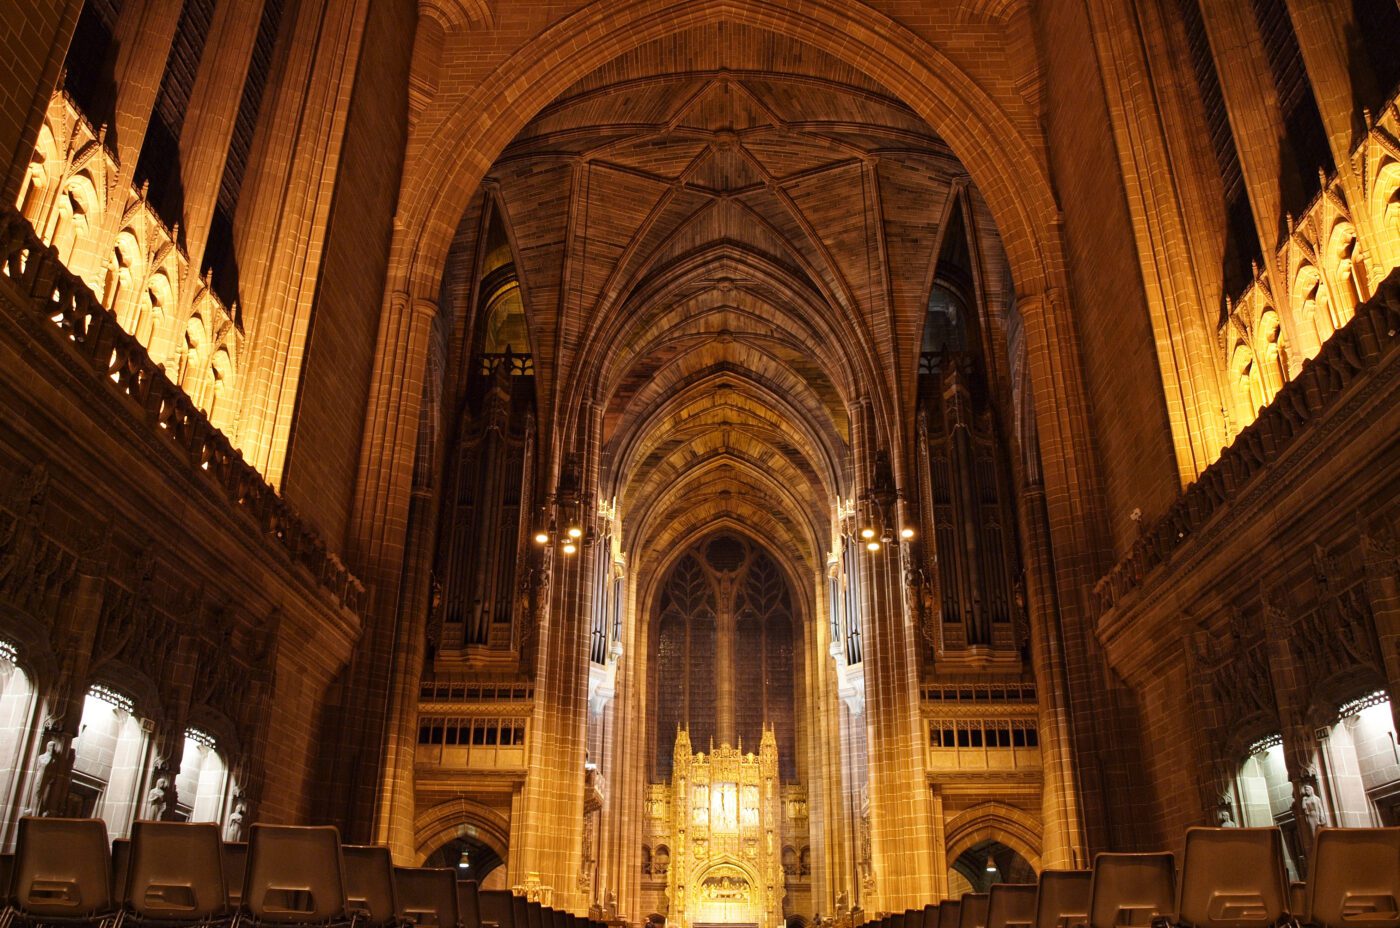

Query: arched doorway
[[948, 840, 1035, 895], [426, 835, 507, 890]]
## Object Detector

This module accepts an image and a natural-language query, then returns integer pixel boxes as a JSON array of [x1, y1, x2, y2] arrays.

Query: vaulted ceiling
[[449, 26, 1007, 582]]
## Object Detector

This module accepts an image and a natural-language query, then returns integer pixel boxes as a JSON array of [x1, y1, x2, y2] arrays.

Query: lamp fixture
[[562, 542, 578, 555], [457, 848, 470, 871], [533, 530, 550, 545], [567, 525, 583, 539], [865, 540, 880, 552], [985, 854, 997, 873], [900, 527, 915, 540], [860, 527, 876, 540]]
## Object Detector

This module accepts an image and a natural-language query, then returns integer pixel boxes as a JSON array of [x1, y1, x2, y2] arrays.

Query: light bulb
[[563, 542, 578, 555], [985, 854, 997, 873], [458, 848, 471, 870], [567, 525, 583, 539], [900, 527, 915, 540], [866, 540, 880, 552], [534, 531, 549, 545], [860, 527, 875, 540]]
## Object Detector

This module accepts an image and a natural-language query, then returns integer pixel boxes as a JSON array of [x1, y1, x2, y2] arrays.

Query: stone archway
[[942, 802, 1044, 876], [685, 856, 769, 928], [413, 797, 513, 870], [395, 0, 1061, 307]]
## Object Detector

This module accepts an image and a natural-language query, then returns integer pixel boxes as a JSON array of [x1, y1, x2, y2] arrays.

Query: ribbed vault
[[442, 24, 1010, 626]]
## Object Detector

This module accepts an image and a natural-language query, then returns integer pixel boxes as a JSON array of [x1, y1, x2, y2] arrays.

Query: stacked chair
[[2, 820, 1395, 928], [394, 866, 458, 928], [343, 846, 398, 928], [854, 826, 1399, 928], [0, 817, 491, 928]]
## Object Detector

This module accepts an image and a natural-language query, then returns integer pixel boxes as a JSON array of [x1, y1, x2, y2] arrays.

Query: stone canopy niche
[[663, 728, 784, 928]]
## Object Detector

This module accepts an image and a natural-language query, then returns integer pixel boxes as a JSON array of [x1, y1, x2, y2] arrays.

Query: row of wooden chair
[[859, 827, 1399, 928], [0, 817, 608, 928]]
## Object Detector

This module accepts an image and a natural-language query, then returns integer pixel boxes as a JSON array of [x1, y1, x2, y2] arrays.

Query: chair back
[[243, 824, 347, 923], [395, 866, 461, 928], [457, 879, 481, 928], [906, 910, 924, 928], [1177, 828, 1288, 928], [0, 852, 13, 900], [112, 838, 131, 905], [1289, 883, 1306, 918], [1035, 871, 1092, 928], [941, 899, 962, 928], [343, 845, 398, 927], [1305, 827, 1400, 928], [479, 888, 516, 928], [512, 894, 531, 928], [527, 900, 545, 928], [1088, 853, 1175, 928], [223, 843, 247, 908], [125, 821, 228, 921], [922, 903, 942, 928], [10, 816, 113, 918], [988, 884, 1038, 928], [961, 893, 991, 928]]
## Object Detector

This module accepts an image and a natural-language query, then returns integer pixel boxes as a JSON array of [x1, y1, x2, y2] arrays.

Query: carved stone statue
[[653, 844, 670, 876], [1215, 800, 1236, 827], [225, 793, 248, 841], [28, 736, 68, 816], [1299, 782, 1328, 840], [145, 773, 172, 821]]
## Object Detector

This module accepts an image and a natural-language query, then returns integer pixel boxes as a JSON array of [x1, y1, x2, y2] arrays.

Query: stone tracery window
[[652, 535, 799, 782]]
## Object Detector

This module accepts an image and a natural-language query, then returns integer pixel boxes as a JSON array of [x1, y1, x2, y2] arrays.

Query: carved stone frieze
[[0, 463, 77, 621]]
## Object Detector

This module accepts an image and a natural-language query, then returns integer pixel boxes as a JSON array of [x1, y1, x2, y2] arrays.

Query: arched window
[[1314, 691, 1400, 827], [1228, 735, 1291, 826], [0, 640, 38, 841], [654, 553, 716, 781], [71, 684, 150, 836], [175, 728, 230, 824]]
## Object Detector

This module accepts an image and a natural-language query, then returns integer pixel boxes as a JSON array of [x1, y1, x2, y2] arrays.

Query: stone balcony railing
[[0, 205, 363, 613], [1094, 266, 1400, 615]]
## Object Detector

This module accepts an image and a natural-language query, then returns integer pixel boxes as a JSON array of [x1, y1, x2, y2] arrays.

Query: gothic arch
[[635, 521, 814, 637], [384, 0, 1068, 470], [413, 797, 512, 867], [942, 801, 1043, 873], [398, 0, 1059, 301]]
